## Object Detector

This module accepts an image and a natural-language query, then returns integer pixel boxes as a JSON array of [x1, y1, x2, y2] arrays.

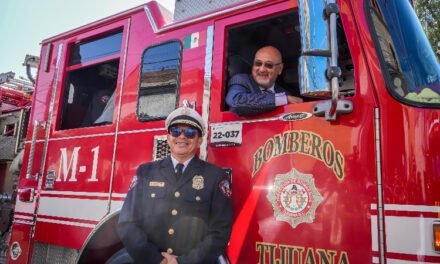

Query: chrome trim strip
[[48, 132, 115, 141], [24, 128, 168, 143], [107, 18, 132, 213], [144, 5, 159, 33], [200, 25, 214, 161], [39, 44, 64, 178], [147, 0, 269, 34], [118, 127, 167, 135], [26, 120, 40, 179], [111, 193, 127, 198], [374, 108, 385, 264], [25, 116, 279, 144], [13, 220, 34, 225], [210, 117, 279, 126], [44, 43, 53, 72], [40, 190, 110, 197], [25, 139, 45, 144], [14, 109, 25, 154], [14, 215, 34, 221], [384, 204, 440, 212], [37, 218, 95, 228]]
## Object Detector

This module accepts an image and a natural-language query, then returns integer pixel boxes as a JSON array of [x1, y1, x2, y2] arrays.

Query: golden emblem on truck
[[267, 169, 323, 228]]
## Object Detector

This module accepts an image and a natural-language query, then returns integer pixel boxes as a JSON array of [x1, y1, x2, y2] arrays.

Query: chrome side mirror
[[299, 55, 331, 97], [298, 0, 353, 120], [298, 0, 331, 98], [298, 0, 330, 55]]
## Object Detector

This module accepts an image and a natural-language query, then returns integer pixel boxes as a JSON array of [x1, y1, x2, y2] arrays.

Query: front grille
[[31, 242, 78, 264], [153, 135, 170, 161]]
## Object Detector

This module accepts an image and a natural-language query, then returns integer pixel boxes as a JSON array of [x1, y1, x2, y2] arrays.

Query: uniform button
[[196, 196, 201, 201], [167, 248, 173, 254], [174, 191, 180, 198], [171, 209, 178, 216], [168, 228, 175, 235], [151, 193, 156, 198]]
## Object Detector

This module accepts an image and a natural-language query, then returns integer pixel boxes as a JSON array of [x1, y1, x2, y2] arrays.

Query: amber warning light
[[434, 220, 440, 252]]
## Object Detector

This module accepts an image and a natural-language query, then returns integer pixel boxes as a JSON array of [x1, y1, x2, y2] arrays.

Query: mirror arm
[[312, 0, 353, 121], [328, 0, 340, 120], [327, 66, 342, 118], [324, 3, 339, 18]]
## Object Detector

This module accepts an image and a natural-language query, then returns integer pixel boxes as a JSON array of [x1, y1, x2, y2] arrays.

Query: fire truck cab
[[7, 0, 440, 263]]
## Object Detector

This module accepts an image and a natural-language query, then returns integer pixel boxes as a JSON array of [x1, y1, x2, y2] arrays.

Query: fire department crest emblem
[[267, 169, 322, 228], [192, 175, 204, 190]]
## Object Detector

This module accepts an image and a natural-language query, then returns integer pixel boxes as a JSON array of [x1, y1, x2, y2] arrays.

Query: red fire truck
[[7, 0, 440, 263]]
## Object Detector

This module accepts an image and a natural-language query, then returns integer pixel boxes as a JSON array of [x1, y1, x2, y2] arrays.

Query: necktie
[[175, 163, 184, 178]]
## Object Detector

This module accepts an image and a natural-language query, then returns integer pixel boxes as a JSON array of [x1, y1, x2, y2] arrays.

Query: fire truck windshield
[[367, 0, 440, 106]]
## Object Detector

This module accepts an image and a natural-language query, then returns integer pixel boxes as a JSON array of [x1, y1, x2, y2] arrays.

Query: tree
[[414, 0, 440, 59]]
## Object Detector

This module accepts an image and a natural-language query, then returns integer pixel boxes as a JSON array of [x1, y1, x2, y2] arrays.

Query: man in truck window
[[225, 46, 303, 116], [118, 106, 232, 264]]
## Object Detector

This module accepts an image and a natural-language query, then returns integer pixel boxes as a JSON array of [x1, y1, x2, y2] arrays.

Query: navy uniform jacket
[[118, 156, 232, 264], [225, 73, 289, 116]]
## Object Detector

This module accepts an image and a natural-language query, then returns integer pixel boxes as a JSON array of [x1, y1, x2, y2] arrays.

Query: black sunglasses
[[169, 127, 199, 139], [253, 60, 282, 69]]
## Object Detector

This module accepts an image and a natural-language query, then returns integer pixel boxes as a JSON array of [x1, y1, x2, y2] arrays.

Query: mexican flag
[[183, 31, 207, 49]]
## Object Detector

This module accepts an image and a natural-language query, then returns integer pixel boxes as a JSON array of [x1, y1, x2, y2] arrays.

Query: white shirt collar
[[260, 84, 275, 93], [170, 155, 194, 172]]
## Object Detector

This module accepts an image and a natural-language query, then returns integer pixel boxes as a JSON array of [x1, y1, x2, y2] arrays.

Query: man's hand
[[161, 252, 178, 264], [287, 95, 303, 104]]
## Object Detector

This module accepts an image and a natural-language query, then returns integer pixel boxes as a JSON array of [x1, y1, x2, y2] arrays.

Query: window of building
[[3, 123, 16, 136], [137, 41, 182, 122], [59, 30, 122, 130]]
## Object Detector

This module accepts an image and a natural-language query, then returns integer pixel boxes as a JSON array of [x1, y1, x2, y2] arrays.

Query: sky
[[0, 0, 175, 80]]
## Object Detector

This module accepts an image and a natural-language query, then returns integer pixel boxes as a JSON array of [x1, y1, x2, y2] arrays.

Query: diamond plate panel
[[153, 135, 170, 161], [174, 0, 247, 21], [31, 242, 78, 264]]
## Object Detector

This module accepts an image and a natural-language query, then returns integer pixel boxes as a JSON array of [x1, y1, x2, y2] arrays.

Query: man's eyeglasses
[[169, 127, 199, 139], [253, 60, 282, 69]]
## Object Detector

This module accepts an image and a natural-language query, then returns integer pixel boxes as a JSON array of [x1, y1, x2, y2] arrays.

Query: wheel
[[105, 248, 133, 264]]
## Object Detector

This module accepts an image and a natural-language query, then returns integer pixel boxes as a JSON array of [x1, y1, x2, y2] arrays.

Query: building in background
[[0, 70, 34, 261]]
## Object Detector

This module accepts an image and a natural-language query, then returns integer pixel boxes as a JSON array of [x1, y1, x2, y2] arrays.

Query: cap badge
[[180, 107, 189, 115]]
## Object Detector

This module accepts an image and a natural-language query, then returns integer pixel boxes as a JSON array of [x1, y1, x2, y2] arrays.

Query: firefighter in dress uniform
[[118, 106, 232, 264]]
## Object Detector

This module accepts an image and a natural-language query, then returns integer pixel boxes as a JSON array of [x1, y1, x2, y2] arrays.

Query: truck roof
[[41, 0, 268, 44]]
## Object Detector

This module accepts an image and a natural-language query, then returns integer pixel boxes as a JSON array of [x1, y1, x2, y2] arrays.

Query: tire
[[105, 248, 133, 264]]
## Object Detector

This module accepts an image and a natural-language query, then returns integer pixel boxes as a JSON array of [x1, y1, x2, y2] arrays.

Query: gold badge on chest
[[192, 175, 204, 190]]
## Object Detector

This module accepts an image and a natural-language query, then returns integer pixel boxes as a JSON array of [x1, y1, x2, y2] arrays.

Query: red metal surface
[[7, 224, 32, 264], [8, 0, 440, 263]]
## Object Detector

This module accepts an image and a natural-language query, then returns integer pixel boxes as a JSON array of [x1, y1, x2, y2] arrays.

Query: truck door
[[110, 15, 212, 211], [19, 19, 129, 257], [208, 1, 379, 263]]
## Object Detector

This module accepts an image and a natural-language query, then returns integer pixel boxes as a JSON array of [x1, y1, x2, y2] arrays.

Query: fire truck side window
[[223, 11, 355, 111], [225, 12, 302, 100], [137, 41, 182, 122], [59, 31, 122, 130]]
